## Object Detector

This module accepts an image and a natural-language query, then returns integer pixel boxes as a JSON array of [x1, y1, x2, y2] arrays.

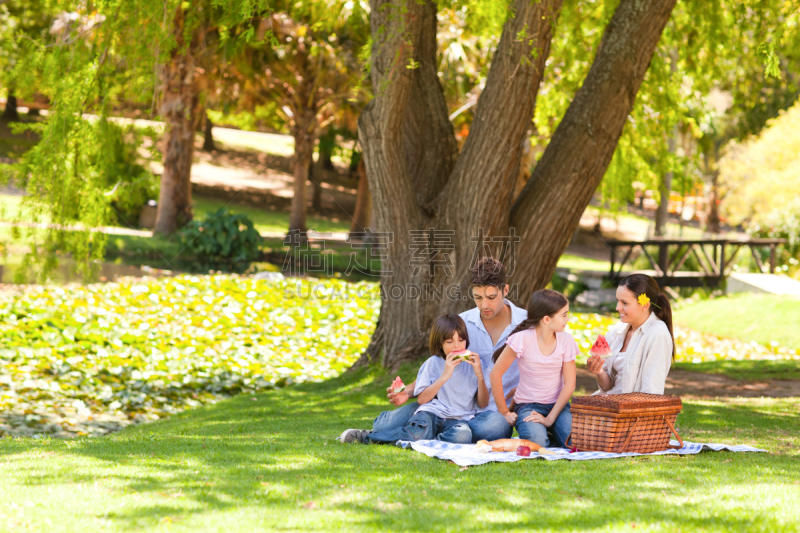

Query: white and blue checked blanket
[[396, 439, 765, 467]]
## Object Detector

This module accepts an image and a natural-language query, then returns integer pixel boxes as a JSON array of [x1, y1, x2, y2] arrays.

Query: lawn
[[0, 362, 798, 532], [676, 294, 800, 350]]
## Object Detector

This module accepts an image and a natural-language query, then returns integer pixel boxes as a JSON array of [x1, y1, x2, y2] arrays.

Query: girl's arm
[[417, 353, 458, 405], [490, 347, 517, 424], [523, 360, 576, 426], [466, 353, 489, 409]]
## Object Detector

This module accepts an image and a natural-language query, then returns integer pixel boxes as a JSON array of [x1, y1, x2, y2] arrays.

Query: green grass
[[674, 359, 800, 381], [556, 253, 611, 272], [676, 294, 800, 350], [193, 196, 351, 235], [0, 362, 798, 532]]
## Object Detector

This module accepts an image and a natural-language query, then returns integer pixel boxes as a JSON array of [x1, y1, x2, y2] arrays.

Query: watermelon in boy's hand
[[450, 350, 471, 362], [391, 376, 405, 393], [589, 334, 612, 357]]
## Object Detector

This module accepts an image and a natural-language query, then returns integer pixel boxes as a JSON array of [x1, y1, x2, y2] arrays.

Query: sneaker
[[338, 429, 372, 444]]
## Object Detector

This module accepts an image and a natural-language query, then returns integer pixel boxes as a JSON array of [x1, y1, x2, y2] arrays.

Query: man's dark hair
[[429, 314, 470, 358], [470, 257, 507, 288]]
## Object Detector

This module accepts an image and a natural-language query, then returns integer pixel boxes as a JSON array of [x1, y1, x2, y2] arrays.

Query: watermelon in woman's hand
[[391, 376, 405, 393], [589, 334, 612, 357]]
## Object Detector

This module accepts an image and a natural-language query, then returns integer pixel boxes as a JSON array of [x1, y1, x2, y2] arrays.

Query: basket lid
[[572, 393, 682, 413]]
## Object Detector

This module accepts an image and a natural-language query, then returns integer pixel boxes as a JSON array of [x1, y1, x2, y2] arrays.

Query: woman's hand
[[501, 410, 517, 426], [523, 411, 553, 427], [586, 354, 605, 375]]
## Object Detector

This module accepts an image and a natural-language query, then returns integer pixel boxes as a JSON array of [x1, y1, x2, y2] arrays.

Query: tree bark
[[2, 91, 19, 121], [289, 109, 316, 234], [350, 158, 372, 234], [510, 0, 678, 300], [310, 159, 322, 212], [154, 10, 200, 235], [357, 0, 562, 369], [655, 132, 677, 236], [202, 111, 215, 152]]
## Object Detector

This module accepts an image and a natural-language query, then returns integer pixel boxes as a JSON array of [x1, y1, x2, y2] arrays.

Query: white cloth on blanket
[[396, 439, 765, 467]]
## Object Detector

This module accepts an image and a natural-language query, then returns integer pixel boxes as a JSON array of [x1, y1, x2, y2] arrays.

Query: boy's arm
[[417, 376, 446, 405], [387, 379, 418, 406]]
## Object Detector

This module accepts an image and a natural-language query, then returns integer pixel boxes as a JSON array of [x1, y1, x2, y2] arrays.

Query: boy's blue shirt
[[413, 356, 490, 421], [459, 299, 528, 411]]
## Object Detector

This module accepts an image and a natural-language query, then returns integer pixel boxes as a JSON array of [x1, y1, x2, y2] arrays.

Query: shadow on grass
[[3, 363, 799, 531]]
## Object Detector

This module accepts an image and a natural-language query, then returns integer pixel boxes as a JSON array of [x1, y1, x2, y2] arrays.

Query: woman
[[586, 274, 675, 394]]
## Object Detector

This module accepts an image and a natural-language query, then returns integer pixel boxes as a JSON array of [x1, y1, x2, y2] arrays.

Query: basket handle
[[620, 417, 640, 453], [664, 416, 684, 449], [564, 433, 578, 451]]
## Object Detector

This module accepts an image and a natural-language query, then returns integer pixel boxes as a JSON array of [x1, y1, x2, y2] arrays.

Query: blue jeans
[[372, 402, 418, 433], [468, 410, 513, 442], [514, 403, 572, 448], [368, 410, 473, 444]]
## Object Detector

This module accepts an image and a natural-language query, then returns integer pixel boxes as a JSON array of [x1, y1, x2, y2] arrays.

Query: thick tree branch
[[510, 0, 678, 299]]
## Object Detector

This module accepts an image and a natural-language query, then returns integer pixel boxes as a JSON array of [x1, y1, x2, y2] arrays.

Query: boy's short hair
[[470, 257, 507, 288], [429, 314, 470, 358]]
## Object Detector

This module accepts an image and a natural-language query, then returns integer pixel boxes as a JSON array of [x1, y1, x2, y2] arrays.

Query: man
[[340, 257, 527, 443]]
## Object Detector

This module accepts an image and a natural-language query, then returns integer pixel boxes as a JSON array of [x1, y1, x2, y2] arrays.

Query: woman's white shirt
[[605, 350, 626, 395], [594, 312, 673, 395]]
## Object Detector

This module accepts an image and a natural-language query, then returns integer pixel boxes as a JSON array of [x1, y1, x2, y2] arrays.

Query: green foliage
[[98, 121, 160, 225], [178, 208, 262, 272], [0, 274, 380, 436]]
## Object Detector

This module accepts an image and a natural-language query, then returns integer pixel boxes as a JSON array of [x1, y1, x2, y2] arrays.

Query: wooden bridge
[[607, 237, 788, 288]]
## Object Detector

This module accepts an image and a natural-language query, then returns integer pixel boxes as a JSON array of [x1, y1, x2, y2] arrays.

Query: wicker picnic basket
[[567, 393, 684, 453]]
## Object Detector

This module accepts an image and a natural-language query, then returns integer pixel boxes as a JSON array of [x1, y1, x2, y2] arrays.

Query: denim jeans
[[514, 402, 572, 448], [368, 410, 473, 444], [372, 402, 418, 433], [467, 410, 513, 442]]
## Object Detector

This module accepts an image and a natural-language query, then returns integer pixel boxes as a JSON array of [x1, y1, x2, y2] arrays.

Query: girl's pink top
[[505, 328, 579, 405]]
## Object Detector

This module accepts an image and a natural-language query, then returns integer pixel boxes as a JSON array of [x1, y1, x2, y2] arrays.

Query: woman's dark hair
[[429, 314, 470, 358], [470, 257, 507, 289], [492, 289, 568, 362], [618, 273, 676, 358]]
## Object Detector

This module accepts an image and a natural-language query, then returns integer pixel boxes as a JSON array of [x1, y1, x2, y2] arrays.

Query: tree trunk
[[350, 158, 372, 234], [357, 0, 561, 369], [203, 111, 215, 152], [310, 159, 322, 212], [510, 0, 677, 300], [2, 91, 19, 121], [289, 109, 316, 234], [655, 50, 679, 237], [154, 10, 200, 236], [655, 132, 677, 236]]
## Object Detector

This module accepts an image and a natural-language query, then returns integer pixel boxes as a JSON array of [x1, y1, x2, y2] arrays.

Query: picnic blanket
[[396, 439, 765, 467]]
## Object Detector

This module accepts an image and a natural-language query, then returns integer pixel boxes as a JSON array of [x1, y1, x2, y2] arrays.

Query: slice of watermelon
[[450, 350, 471, 361], [589, 334, 612, 357]]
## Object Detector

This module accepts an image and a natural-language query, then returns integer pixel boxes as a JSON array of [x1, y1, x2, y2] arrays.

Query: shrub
[[178, 209, 262, 272], [748, 199, 800, 277]]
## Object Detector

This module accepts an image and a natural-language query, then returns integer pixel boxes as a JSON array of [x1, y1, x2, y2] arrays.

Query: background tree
[[357, 0, 794, 369], [2, 0, 268, 279], [244, 0, 369, 236]]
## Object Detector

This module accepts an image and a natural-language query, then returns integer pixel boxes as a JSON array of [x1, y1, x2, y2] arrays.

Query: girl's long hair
[[618, 273, 676, 358], [492, 289, 568, 363]]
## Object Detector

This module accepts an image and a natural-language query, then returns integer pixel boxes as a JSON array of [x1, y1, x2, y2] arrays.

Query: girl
[[358, 314, 489, 445], [586, 274, 674, 395], [489, 289, 577, 448]]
